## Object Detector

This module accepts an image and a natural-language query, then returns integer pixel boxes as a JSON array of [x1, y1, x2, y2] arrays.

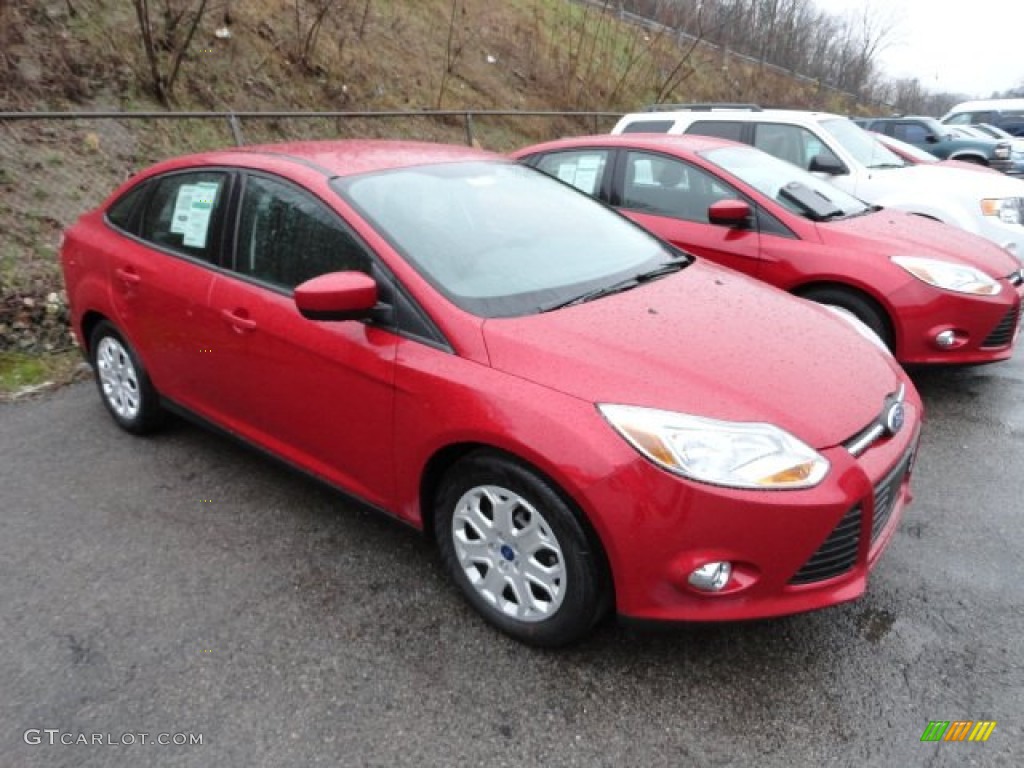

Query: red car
[[513, 135, 1024, 366], [60, 140, 921, 646]]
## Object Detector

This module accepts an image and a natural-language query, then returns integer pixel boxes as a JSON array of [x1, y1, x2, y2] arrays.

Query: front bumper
[[889, 274, 1023, 365], [584, 395, 923, 623]]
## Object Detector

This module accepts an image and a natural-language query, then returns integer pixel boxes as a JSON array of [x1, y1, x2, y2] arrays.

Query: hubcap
[[451, 485, 566, 622], [96, 336, 141, 420]]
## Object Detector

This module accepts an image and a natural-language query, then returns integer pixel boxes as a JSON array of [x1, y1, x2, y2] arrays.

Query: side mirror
[[925, 134, 941, 143], [808, 153, 845, 175], [708, 198, 752, 228], [294, 271, 379, 322]]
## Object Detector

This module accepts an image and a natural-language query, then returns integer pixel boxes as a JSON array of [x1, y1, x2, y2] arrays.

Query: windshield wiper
[[541, 258, 689, 312]]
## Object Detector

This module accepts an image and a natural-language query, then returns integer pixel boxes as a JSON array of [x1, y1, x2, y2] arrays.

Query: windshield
[[820, 118, 908, 170], [335, 162, 676, 317], [702, 145, 870, 219]]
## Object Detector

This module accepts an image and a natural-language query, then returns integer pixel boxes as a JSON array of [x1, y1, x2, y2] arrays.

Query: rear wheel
[[89, 320, 164, 434], [434, 451, 607, 647], [800, 287, 894, 353]]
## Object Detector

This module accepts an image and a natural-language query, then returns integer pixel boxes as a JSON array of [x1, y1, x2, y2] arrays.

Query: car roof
[[620, 108, 845, 124], [138, 139, 503, 179], [513, 133, 743, 156]]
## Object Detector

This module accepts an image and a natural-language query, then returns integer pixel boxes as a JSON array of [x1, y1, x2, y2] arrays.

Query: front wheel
[[89, 320, 164, 434], [434, 451, 608, 647], [800, 287, 894, 353]]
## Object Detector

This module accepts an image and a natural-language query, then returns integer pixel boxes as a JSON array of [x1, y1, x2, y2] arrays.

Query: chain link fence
[[0, 110, 621, 353]]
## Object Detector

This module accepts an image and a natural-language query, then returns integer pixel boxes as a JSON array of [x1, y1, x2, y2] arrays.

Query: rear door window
[[139, 171, 230, 263], [619, 120, 674, 133], [685, 120, 746, 142], [533, 150, 610, 195]]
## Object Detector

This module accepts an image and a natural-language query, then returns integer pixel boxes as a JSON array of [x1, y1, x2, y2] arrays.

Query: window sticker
[[170, 185, 197, 234], [632, 158, 654, 185], [573, 154, 601, 192], [181, 181, 220, 248], [556, 163, 578, 185]]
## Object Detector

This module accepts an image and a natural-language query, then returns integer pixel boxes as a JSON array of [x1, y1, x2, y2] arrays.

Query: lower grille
[[981, 305, 1020, 348], [871, 449, 913, 545], [789, 505, 861, 585]]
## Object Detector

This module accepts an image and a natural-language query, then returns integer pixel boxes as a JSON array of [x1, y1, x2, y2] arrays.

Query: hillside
[[0, 0, 854, 392]]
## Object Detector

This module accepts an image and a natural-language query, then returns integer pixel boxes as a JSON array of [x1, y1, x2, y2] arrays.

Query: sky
[[813, 0, 1023, 97]]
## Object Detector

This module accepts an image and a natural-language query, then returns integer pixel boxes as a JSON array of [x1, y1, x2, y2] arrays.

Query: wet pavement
[[1, 355, 1022, 767]]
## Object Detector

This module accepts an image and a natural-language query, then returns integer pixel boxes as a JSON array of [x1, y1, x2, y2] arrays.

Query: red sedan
[[513, 134, 1023, 366], [60, 140, 921, 646]]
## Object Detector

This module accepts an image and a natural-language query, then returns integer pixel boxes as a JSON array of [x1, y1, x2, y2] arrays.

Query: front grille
[[870, 449, 913, 545], [980, 305, 1020, 348], [789, 505, 861, 585]]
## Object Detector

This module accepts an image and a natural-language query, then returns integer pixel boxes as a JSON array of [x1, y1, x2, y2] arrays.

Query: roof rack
[[642, 103, 763, 113]]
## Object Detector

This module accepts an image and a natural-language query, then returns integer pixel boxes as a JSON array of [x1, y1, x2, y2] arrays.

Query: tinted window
[[891, 123, 930, 143], [139, 171, 228, 262], [752, 124, 812, 168], [622, 152, 738, 223], [234, 174, 370, 290], [686, 120, 745, 142], [620, 120, 674, 133], [106, 181, 149, 233], [534, 150, 609, 195]]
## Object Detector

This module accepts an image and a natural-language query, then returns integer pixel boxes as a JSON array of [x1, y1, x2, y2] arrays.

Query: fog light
[[935, 330, 956, 348], [688, 561, 732, 592]]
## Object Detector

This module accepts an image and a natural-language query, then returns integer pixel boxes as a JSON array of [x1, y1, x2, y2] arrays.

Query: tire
[[89, 320, 164, 434], [800, 287, 894, 353], [952, 155, 986, 165], [434, 451, 608, 647]]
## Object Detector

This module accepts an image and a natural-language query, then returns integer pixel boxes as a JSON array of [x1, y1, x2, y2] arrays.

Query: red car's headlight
[[598, 404, 829, 490]]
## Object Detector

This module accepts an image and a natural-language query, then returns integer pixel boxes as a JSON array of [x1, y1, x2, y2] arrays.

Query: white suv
[[611, 105, 1024, 261]]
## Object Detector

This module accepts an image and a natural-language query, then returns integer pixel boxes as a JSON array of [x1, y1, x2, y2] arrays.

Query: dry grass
[[0, 0, 858, 382]]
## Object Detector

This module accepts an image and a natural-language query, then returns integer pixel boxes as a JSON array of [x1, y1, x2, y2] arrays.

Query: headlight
[[891, 256, 1001, 296], [598, 404, 829, 490], [980, 197, 1023, 225]]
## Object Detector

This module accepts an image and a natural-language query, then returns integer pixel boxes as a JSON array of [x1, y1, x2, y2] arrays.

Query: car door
[[108, 169, 231, 403], [612, 150, 763, 278], [203, 172, 398, 508]]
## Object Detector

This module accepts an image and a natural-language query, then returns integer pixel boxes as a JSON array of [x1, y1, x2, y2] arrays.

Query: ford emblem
[[884, 402, 905, 435]]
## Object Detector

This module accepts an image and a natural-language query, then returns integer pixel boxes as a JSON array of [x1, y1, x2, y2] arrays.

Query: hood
[[483, 262, 905, 449], [821, 209, 1022, 277], [893, 163, 1024, 197]]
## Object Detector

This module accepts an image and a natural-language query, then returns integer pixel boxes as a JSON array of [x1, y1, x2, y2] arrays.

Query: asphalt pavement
[[1, 354, 1022, 767]]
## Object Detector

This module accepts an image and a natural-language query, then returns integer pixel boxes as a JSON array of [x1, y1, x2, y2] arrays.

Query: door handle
[[114, 267, 141, 286], [220, 308, 257, 332]]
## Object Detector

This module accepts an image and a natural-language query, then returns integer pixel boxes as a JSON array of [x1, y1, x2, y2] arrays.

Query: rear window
[[620, 120, 674, 133]]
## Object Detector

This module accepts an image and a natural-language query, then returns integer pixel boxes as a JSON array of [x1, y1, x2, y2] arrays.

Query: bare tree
[[131, 0, 210, 106], [436, 0, 464, 108]]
